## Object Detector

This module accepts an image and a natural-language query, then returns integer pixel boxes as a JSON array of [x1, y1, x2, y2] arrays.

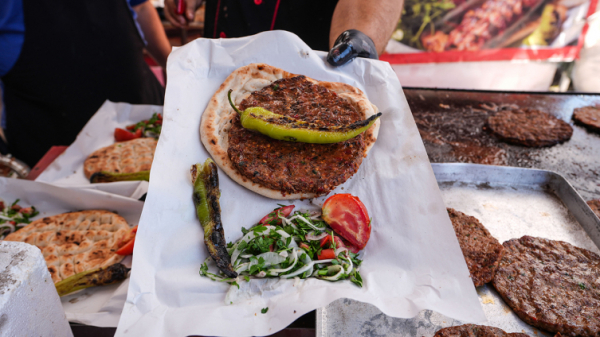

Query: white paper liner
[[35, 100, 162, 198], [0, 178, 144, 327], [115, 31, 485, 337]]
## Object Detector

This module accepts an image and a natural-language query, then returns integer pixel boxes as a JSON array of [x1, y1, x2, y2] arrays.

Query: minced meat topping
[[227, 76, 366, 196]]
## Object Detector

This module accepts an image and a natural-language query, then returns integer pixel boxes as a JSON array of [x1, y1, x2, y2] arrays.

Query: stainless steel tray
[[316, 163, 600, 337]]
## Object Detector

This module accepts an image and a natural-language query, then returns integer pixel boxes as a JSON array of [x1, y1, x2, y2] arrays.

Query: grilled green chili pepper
[[228, 90, 381, 144], [55, 263, 130, 296], [191, 159, 237, 278], [90, 170, 150, 183]]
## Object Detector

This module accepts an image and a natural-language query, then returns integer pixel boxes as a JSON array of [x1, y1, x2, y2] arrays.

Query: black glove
[[327, 29, 378, 67]]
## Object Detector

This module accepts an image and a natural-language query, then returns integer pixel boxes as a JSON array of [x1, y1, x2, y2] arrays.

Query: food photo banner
[[382, 0, 598, 63], [114, 31, 485, 337]]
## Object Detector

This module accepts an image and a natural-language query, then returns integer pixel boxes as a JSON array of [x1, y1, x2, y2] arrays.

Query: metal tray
[[405, 88, 600, 201], [316, 163, 600, 337]]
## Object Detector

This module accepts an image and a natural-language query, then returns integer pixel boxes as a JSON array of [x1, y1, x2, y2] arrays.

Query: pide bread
[[201, 63, 380, 200], [4, 210, 131, 283], [83, 138, 157, 179]]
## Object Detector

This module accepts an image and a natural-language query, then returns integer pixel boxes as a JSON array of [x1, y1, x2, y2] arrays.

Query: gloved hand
[[327, 29, 378, 67]]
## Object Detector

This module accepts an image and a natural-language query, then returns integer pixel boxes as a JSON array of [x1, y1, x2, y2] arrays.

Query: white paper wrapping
[[35, 100, 162, 198], [115, 31, 485, 337], [0, 178, 144, 327]]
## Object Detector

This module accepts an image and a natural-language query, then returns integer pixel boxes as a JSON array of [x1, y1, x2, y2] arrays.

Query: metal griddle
[[404, 88, 600, 201], [317, 163, 600, 337]]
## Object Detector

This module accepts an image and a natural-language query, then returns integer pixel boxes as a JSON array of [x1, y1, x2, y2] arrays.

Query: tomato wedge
[[259, 205, 294, 226], [318, 248, 336, 260], [322, 194, 370, 250], [114, 128, 142, 142], [116, 226, 138, 256]]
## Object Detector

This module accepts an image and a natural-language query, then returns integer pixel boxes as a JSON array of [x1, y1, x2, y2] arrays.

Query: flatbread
[[201, 63, 380, 200], [4, 210, 131, 283], [83, 138, 157, 179]]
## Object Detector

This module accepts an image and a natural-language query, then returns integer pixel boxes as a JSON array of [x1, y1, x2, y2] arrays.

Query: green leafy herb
[[261, 307, 269, 314]]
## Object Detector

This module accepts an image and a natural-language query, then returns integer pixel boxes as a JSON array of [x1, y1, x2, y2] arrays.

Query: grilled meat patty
[[434, 324, 529, 336], [487, 109, 573, 147], [573, 106, 600, 134], [587, 199, 600, 220], [447, 208, 504, 287], [493, 236, 600, 336], [228, 76, 366, 196]]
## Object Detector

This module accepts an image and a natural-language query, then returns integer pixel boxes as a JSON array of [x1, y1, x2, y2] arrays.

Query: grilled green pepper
[[90, 170, 150, 183], [191, 159, 237, 278], [228, 90, 381, 143], [55, 263, 130, 296]]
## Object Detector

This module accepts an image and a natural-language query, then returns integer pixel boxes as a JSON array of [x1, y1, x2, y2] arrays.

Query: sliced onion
[[240, 254, 253, 259], [295, 214, 326, 231], [335, 247, 349, 257], [280, 262, 314, 279], [235, 262, 249, 273], [230, 226, 275, 263], [254, 252, 286, 267], [318, 265, 345, 281], [268, 248, 298, 274], [275, 230, 291, 238], [305, 231, 328, 241], [279, 251, 289, 258]]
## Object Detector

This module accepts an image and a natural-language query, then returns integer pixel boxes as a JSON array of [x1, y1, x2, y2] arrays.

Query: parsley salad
[[0, 199, 39, 239], [199, 207, 364, 289]]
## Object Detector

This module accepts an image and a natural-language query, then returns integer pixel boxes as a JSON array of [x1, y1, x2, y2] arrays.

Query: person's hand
[[164, 0, 201, 28], [327, 29, 378, 67]]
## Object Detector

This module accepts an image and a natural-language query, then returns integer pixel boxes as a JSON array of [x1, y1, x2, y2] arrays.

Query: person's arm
[[133, 1, 172, 68], [164, 0, 202, 28], [329, 0, 404, 56]]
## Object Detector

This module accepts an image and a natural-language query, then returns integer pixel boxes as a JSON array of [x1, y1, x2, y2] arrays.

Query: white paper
[[0, 178, 144, 327], [35, 100, 162, 197], [115, 31, 485, 337]]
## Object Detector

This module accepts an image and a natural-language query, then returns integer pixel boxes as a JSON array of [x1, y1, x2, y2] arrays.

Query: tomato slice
[[319, 235, 345, 249], [116, 226, 138, 256], [322, 194, 370, 250], [259, 205, 294, 226], [114, 128, 142, 142], [318, 248, 336, 260]]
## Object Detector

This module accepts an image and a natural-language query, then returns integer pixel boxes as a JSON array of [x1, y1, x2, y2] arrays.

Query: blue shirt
[[0, 0, 147, 77]]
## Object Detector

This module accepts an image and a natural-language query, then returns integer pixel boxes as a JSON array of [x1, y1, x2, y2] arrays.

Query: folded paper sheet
[[36, 101, 161, 197], [115, 31, 485, 337], [0, 178, 143, 327]]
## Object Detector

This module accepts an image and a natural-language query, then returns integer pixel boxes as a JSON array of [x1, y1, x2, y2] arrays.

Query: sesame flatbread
[[4, 210, 131, 283], [83, 138, 157, 180]]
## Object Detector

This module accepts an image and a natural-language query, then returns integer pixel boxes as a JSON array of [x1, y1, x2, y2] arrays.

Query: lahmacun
[[200, 63, 380, 200], [4, 210, 131, 283]]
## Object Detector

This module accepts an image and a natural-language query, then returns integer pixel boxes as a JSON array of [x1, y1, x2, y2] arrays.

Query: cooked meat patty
[[487, 109, 573, 147], [587, 199, 600, 219], [447, 208, 504, 287], [492, 236, 600, 336], [228, 76, 366, 196], [434, 324, 529, 336], [573, 106, 600, 133]]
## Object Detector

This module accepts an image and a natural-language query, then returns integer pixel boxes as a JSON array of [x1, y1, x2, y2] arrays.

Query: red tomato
[[114, 128, 142, 142], [322, 194, 370, 250], [259, 205, 294, 226], [318, 248, 336, 260], [299, 243, 310, 250], [116, 226, 138, 256], [319, 235, 345, 249]]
